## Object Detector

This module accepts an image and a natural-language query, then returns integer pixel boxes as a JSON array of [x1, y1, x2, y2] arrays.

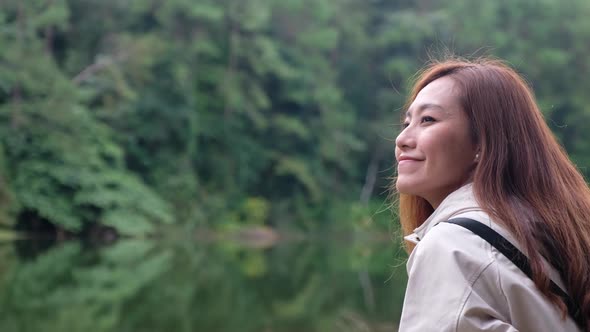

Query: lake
[[0, 234, 408, 332]]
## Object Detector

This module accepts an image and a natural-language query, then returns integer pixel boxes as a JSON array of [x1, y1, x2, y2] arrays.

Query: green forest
[[2, 0, 590, 237], [3, 1, 590, 331]]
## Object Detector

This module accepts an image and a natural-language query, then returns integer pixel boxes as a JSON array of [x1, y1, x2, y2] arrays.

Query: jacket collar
[[404, 183, 482, 244]]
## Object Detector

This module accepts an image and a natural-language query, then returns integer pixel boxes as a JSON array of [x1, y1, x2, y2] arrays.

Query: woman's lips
[[397, 157, 423, 170], [397, 155, 423, 162]]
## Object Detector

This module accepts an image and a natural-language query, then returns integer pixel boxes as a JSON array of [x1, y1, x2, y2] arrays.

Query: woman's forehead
[[407, 77, 461, 116]]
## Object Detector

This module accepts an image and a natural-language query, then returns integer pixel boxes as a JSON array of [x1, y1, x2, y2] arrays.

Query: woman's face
[[395, 76, 477, 208]]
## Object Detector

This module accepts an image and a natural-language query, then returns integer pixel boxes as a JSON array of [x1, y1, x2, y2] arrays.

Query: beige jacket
[[398, 184, 581, 332]]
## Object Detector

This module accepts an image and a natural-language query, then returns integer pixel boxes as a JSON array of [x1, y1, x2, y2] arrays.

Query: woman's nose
[[395, 126, 416, 150]]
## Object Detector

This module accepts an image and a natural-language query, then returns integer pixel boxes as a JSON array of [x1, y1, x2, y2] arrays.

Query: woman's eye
[[402, 122, 410, 128], [421, 116, 436, 123]]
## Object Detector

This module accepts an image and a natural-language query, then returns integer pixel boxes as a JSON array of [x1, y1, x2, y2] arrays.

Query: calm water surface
[[0, 235, 407, 332]]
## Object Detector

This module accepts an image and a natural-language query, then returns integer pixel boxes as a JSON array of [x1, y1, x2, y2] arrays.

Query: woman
[[394, 58, 590, 331]]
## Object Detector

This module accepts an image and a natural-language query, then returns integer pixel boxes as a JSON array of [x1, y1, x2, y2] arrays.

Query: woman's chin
[[395, 180, 418, 195]]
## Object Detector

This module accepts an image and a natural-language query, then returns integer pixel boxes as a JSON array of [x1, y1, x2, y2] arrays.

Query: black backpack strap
[[444, 217, 585, 329]]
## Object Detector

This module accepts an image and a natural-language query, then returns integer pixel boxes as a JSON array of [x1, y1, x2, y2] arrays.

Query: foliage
[[0, 1, 172, 234], [1, 0, 590, 233]]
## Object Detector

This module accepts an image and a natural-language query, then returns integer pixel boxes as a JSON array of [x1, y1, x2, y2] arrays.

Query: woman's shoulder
[[416, 211, 497, 259], [408, 218, 496, 280], [407, 213, 580, 331], [413, 211, 527, 280]]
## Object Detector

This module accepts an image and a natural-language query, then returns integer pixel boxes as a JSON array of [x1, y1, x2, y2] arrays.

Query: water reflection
[[0, 235, 407, 332]]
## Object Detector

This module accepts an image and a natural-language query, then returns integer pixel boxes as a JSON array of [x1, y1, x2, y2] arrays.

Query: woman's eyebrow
[[405, 103, 445, 118]]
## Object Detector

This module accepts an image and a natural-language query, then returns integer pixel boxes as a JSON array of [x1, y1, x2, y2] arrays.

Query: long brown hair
[[395, 58, 590, 325]]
